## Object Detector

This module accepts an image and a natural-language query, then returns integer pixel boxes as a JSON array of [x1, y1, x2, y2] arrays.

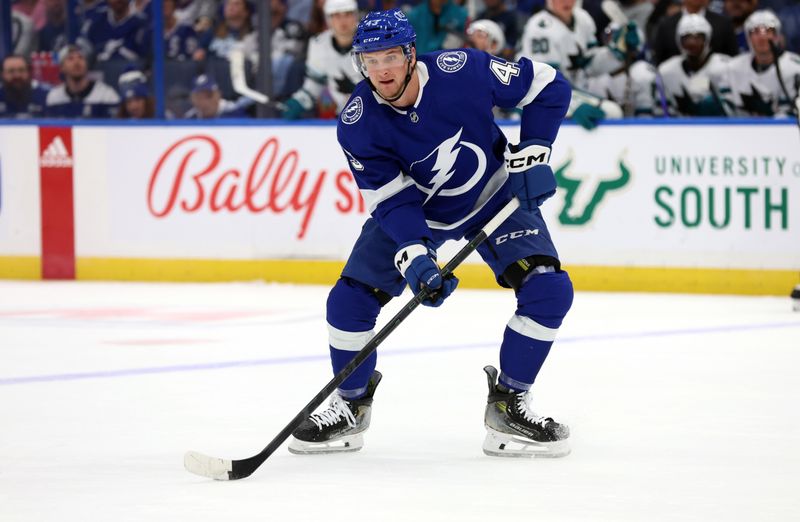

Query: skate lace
[[515, 392, 552, 427], [309, 394, 357, 429]]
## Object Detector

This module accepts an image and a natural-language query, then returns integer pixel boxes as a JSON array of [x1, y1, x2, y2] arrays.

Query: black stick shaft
[[228, 197, 520, 479]]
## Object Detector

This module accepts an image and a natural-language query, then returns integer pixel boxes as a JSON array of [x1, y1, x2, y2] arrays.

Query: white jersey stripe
[[328, 323, 375, 352], [359, 172, 416, 214], [507, 314, 559, 342], [517, 60, 557, 108]]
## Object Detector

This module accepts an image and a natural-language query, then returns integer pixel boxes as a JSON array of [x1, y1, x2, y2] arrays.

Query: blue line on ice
[[1, 321, 797, 386]]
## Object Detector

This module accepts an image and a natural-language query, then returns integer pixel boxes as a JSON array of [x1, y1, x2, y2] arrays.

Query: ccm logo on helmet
[[495, 229, 539, 245]]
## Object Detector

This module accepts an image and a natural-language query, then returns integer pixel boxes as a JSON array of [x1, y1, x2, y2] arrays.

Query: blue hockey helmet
[[352, 9, 416, 74]]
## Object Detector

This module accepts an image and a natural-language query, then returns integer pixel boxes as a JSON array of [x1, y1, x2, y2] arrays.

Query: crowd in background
[[1, 0, 799, 128]]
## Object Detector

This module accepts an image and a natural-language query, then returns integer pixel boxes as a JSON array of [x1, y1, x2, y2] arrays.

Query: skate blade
[[482, 428, 570, 458], [287, 433, 364, 455]]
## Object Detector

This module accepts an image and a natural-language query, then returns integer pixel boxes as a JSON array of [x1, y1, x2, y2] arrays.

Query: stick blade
[[184, 451, 233, 481]]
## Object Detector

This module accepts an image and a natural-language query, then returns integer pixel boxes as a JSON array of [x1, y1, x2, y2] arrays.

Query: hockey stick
[[229, 47, 285, 110], [601, 0, 670, 117], [184, 197, 522, 481], [769, 40, 800, 135]]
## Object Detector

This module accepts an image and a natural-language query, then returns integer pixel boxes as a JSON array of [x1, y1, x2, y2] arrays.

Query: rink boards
[[0, 120, 798, 295]]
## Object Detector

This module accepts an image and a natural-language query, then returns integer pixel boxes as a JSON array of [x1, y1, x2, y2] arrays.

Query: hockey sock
[[498, 271, 573, 392], [327, 278, 382, 399]]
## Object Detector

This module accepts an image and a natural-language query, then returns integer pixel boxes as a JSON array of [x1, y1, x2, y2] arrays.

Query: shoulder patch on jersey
[[341, 96, 363, 124], [436, 51, 468, 73]]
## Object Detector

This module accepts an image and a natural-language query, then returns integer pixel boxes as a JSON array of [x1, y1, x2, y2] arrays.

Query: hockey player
[[289, 9, 574, 458], [466, 19, 506, 56], [518, 0, 636, 128], [585, 23, 657, 117], [726, 10, 800, 117], [281, 0, 363, 120], [658, 14, 731, 116]]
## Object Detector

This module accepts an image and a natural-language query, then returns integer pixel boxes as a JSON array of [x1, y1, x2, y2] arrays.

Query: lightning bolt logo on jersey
[[337, 48, 562, 244]]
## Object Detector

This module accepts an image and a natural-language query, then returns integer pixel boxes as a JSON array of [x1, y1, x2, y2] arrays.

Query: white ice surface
[[1, 280, 799, 521]]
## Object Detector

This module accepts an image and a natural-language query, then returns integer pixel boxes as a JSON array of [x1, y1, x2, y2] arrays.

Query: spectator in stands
[[476, 0, 520, 58], [174, 0, 217, 32], [270, 0, 309, 97], [282, 0, 362, 120], [78, 0, 150, 62], [38, 0, 67, 53], [779, 4, 800, 53], [727, 9, 800, 116], [13, 0, 46, 26], [0, 54, 50, 118], [164, 0, 206, 61], [45, 44, 120, 117], [12, 8, 37, 57], [117, 70, 155, 118], [646, 0, 683, 45], [650, 0, 739, 64], [270, 0, 309, 62], [184, 73, 252, 118], [209, 0, 258, 63], [407, 0, 469, 53], [725, 0, 760, 52]]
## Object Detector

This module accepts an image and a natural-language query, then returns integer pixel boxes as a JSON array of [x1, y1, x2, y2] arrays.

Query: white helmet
[[467, 19, 506, 54], [744, 10, 782, 52], [324, 0, 358, 16], [744, 9, 782, 34], [676, 13, 712, 58]]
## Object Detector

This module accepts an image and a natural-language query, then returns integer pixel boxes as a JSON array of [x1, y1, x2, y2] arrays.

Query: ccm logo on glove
[[505, 142, 551, 173]]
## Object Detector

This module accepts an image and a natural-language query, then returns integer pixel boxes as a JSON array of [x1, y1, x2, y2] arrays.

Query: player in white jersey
[[585, 23, 656, 116], [518, 0, 637, 128], [726, 10, 800, 117], [658, 14, 731, 116], [282, 0, 363, 119], [518, 0, 627, 87]]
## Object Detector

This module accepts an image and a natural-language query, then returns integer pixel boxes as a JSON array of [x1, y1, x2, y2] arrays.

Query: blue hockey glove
[[505, 139, 557, 211], [571, 103, 606, 130], [394, 241, 459, 307], [282, 97, 305, 120]]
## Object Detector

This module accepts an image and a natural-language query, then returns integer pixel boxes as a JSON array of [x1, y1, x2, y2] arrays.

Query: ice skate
[[482, 365, 570, 458], [289, 371, 382, 454]]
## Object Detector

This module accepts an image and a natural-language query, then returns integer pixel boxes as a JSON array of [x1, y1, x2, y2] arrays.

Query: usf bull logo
[[554, 150, 631, 225]]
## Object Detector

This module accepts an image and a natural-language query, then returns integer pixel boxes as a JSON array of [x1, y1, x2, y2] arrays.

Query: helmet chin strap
[[365, 59, 416, 104]]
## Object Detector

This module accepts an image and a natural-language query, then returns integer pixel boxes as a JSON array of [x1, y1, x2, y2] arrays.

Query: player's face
[[1, 57, 30, 89], [680, 33, 706, 59], [748, 26, 778, 54], [468, 29, 492, 53], [328, 11, 358, 39], [363, 47, 412, 99], [548, 0, 576, 20]]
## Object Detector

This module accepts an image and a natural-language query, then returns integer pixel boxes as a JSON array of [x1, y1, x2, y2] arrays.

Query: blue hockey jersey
[[337, 48, 570, 246], [45, 80, 120, 118], [0, 81, 50, 118], [79, 7, 150, 61]]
